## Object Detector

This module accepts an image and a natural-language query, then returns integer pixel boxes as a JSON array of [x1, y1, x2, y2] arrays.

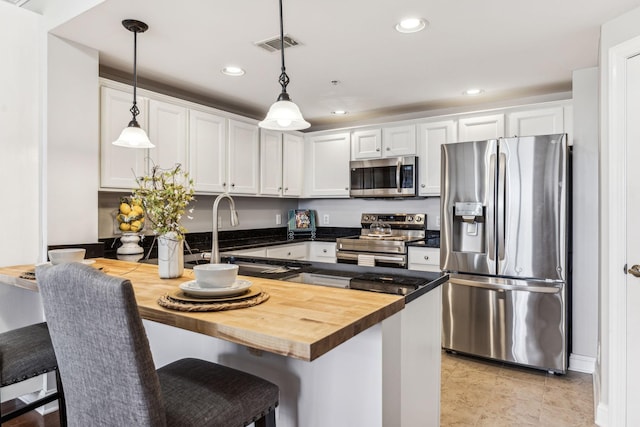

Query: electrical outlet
[[276, 214, 282, 225], [323, 214, 330, 225]]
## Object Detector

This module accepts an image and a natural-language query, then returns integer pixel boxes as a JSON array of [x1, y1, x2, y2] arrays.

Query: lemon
[[116, 213, 126, 223], [119, 222, 131, 231], [132, 205, 144, 215], [130, 220, 142, 232], [119, 203, 132, 215]]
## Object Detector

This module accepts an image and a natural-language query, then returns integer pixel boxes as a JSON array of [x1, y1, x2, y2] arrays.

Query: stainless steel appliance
[[349, 156, 418, 197], [336, 213, 426, 268], [440, 134, 569, 373]]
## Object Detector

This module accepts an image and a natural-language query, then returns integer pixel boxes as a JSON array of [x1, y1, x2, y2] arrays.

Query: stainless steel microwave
[[349, 156, 418, 197]]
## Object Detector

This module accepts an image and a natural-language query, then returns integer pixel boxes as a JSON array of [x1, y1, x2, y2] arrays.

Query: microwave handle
[[396, 159, 401, 193]]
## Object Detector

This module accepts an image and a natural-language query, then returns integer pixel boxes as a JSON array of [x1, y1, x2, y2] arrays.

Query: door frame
[[603, 34, 640, 427]]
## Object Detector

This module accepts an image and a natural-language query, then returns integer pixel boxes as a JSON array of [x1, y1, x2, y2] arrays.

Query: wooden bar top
[[0, 258, 405, 361]]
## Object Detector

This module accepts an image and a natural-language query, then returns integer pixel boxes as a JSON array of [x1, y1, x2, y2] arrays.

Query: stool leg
[[255, 408, 276, 427], [55, 369, 67, 427]]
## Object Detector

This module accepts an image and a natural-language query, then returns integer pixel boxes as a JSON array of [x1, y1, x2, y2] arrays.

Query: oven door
[[336, 250, 407, 268], [350, 156, 417, 197]]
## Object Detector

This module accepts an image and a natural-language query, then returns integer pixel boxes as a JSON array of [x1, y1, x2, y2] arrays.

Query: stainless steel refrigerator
[[440, 134, 569, 373]]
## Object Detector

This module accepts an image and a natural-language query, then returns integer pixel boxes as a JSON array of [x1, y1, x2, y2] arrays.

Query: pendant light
[[258, 0, 310, 131], [113, 19, 154, 148]]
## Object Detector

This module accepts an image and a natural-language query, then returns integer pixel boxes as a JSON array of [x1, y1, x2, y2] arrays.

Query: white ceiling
[[44, 0, 640, 130]]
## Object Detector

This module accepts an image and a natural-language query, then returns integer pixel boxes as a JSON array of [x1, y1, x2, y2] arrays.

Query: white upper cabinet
[[382, 124, 417, 157], [228, 119, 260, 194], [351, 125, 416, 159], [305, 132, 351, 197], [506, 106, 565, 138], [352, 129, 382, 159], [100, 86, 149, 189], [189, 108, 227, 193], [457, 113, 505, 142], [417, 120, 456, 196], [282, 133, 304, 197], [260, 129, 283, 196], [147, 99, 188, 172]]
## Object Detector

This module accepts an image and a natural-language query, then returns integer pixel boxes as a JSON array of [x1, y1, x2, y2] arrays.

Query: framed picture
[[288, 209, 316, 232]]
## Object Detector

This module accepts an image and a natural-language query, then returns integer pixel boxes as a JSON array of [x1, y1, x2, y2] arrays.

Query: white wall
[[98, 192, 298, 239], [571, 67, 599, 367], [47, 35, 100, 245], [0, 3, 42, 266], [298, 198, 441, 230]]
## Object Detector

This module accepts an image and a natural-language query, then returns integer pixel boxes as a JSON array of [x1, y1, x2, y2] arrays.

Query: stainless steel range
[[336, 213, 427, 268]]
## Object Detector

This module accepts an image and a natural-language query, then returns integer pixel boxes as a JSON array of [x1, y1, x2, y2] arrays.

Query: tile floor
[[441, 351, 597, 426], [3, 351, 597, 427]]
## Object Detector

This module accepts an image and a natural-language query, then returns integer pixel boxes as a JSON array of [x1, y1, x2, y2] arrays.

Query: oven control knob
[[363, 215, 369, 221], [407, 216, 413, 222], [415, 216, 423, 222]]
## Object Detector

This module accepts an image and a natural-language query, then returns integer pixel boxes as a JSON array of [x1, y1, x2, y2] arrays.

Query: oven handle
[[336, 251, 406, 266], [396, 158, 402, 193]]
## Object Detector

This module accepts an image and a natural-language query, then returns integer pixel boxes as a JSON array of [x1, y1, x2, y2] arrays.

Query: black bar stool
[[0, 322, 66, 425]]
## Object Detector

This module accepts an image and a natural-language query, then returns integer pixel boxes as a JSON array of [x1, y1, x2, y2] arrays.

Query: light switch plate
[[323, 214, 330, 225]]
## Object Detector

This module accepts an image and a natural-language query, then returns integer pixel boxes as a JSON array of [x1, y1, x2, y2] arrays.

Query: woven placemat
[[158, 291, 270, 312]]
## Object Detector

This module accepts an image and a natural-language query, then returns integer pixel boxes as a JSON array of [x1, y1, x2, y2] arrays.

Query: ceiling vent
[[255, 34, 300, 52]]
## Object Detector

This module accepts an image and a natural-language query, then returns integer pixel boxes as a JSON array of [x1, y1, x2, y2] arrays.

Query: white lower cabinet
[[408, 247, 441, 272], [266, 243, 307, 260], [308, 242, 337, 263], [222, 247, 267, 257]]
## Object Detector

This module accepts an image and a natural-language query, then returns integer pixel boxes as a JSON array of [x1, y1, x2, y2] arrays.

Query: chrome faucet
[[211, 193, 239, 263]]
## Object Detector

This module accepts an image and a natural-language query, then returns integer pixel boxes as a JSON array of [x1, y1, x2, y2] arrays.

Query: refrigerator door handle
[[449, 276, 562, 294], [497, 152, 506, 261], [488, 153, 497, 262]]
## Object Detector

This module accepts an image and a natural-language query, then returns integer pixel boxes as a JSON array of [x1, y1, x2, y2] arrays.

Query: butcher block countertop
[[0, 258, 405, 361]]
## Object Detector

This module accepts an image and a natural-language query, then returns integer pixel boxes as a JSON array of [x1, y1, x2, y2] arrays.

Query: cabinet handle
[[421, 184, 425, 188], [223, 182, 226, 187], [386, 147, 390, 151], [424, 256, 429, 260], [322, 249, 327, 253], [278, 187, 282, 191], [231, 183, 235, 188], [376, 148, 381, 152], [345, 187, 349, 191], [287, 252, 291, 256], [284, 187, 288, 191]]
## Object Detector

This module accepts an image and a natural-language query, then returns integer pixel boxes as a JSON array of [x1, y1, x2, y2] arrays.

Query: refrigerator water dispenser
[[452, 202, 485, 253]]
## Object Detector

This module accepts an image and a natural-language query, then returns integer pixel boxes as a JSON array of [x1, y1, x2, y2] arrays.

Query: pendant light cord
[[130, 29, 140, 122], [277, 0, 290, 99]]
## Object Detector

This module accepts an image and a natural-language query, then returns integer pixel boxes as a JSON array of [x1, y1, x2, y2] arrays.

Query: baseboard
[[595, 401, 608, 427], [569, 353, 596, 373]]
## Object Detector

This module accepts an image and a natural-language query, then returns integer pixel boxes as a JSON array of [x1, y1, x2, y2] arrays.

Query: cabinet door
[[458, 113, 505, 142], [189, 109, 227, 193], [408, 247, 441, 272], [266, 243, 307, 260], [260, 130, 283, 196], [506, 106, 564, 137], [305, 132, 351, 197], [309, 242, 337, 263], [100, 86, 149, 189], [282, 133, 304, 197], [352, 129, 382, 159], [382, 124, 416, 157], [228, 120, 259, 194], [148, 99, 188, 171], [417, 120, 456, 196]]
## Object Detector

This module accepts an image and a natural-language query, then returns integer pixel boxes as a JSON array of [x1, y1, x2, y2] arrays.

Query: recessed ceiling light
[[395, 18, 427, 33], [331, 110, 348, 115], [463, 88, 484, 96], [221, 66, 245, 76]]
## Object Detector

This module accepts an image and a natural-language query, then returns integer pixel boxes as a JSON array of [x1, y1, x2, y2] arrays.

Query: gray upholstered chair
[[36, 263, 278, 427], [0, 322, 67, 425]]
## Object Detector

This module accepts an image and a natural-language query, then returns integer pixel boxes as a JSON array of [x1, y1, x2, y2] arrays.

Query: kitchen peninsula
[[0, 259, 446, 427]]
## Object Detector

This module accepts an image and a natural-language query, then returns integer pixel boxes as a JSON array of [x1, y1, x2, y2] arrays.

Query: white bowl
[[48, 248, 86, 265], [192, 264, 239, 288]]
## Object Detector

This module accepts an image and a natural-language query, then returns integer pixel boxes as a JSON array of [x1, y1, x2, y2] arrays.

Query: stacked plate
[[179, 279, 253, 298]]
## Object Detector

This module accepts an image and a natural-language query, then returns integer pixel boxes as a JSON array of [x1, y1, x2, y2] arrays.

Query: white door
[[228, 120, 259, 194], [282, 133, 304, 196], [625, 53, 640, 426], [458, 113, 505, 142], [260, 129, 283, 196], [148, 99, 188, 171], [189, 109, 227, 193], [382, 124, 416, 157]]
